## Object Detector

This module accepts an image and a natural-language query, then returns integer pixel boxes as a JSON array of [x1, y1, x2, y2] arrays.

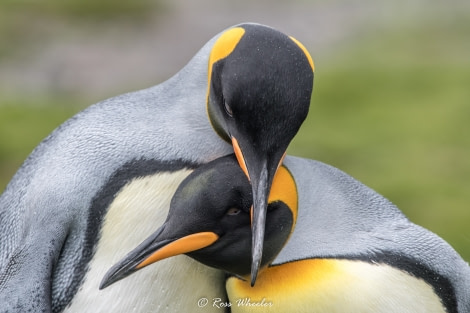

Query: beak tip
[[98, 281, 108, 290], [99, 276, 112, 290], [250, 249, 261, 286], [99, 263, 137, 291], [250, 270, 258, 287], [99, 271, 120, 290]]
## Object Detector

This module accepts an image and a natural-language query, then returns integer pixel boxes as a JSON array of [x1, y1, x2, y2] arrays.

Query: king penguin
[[100, 155, 470, 313], [0, 23, 314, 312]]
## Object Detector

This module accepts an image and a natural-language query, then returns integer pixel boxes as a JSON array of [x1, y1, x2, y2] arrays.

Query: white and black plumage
[[101, 155, 470, 313], [0, 23, 314, 312]]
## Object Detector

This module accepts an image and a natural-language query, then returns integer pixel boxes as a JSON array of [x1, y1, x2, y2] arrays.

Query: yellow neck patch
[[268, 165, 298, 230], [207, 27, 246, 101], [226, 259, 446, 313], [289, 36, 315, 71], [228, 259, 337, 301]]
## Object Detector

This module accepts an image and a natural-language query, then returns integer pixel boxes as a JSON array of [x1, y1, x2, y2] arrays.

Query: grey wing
[[0, 218, 69, 313]]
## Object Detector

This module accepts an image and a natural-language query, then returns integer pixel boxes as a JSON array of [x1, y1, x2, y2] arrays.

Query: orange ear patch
[[207, 27, 246, 101], [268, 165, 298, 226], [289, 36, 315, 71]]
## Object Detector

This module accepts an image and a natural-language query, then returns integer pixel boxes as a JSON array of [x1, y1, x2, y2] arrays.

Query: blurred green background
[[0, 0, 469, 261]]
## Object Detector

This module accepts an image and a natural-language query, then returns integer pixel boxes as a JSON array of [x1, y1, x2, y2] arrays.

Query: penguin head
[[99, 154, 297, 289], [206, 23, 313, 283]]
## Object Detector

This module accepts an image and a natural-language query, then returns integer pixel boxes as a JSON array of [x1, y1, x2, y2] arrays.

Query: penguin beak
[[99, 225, 218, 290], [231, 137, 284, 286]]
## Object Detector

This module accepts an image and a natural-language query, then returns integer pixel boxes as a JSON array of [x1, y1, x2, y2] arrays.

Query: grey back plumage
[[276, 156, 470, 312], [0, 31, 231, 312]]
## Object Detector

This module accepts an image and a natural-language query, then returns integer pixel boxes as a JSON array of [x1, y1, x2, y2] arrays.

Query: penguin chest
[[226, 259, 446, 313], [65, 170, 225, 313]]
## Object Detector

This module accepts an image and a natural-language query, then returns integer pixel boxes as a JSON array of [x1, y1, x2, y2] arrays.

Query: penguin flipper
[[0, 226, 68, 313]]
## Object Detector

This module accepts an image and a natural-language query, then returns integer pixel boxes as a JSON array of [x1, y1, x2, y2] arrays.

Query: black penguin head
[[186, 199, 293, 277], [206, 23, 313, 283], [99, 155, 297, 289], [207, 23, 314, 149]]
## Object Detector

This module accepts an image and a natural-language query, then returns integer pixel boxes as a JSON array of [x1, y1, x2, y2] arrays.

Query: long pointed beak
[[99, 225, 218, 290], [250, 164, 269, 286], [232, 137, 280, 286]]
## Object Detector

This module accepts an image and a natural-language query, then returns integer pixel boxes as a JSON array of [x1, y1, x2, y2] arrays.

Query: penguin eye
[[226, 207, 241, 216], [223, 98, 233, 117]]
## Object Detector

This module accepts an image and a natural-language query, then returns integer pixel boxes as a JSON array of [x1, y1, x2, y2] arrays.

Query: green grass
[[0, 0, 159, 20], [0, 100, 84, 189], [0, 0, 161, 59]]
